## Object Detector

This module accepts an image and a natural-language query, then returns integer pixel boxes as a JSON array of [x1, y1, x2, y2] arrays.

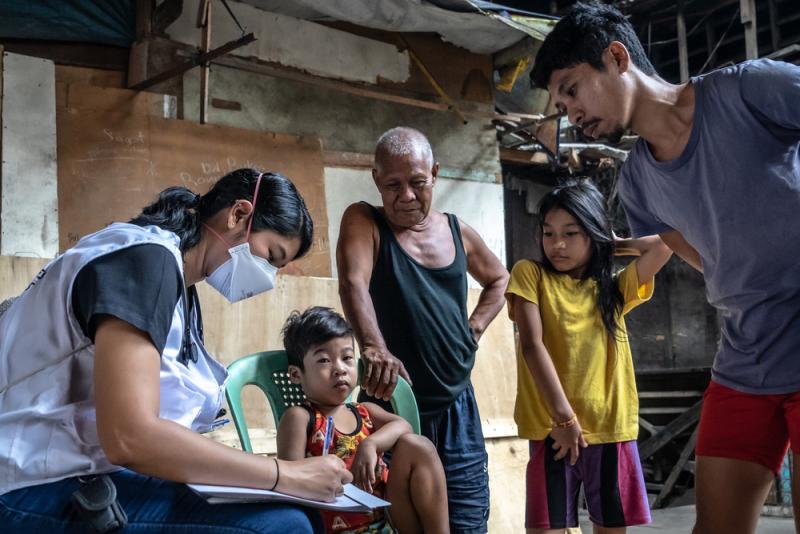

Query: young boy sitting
[[277, 306, 450, 534]]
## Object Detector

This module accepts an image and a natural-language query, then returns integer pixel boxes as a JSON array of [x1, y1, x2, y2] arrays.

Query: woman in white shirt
[[0, 168, 351, 533]]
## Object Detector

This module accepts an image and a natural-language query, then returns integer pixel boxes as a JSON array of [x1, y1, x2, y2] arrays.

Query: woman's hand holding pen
[[550, 417, 588, 466], [275, 455, 353, 502]]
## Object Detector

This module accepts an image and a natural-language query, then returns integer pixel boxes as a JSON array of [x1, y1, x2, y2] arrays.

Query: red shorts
[[696, 381, 800, 474]]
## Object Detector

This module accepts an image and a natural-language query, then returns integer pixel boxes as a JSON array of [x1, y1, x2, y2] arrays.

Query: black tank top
[[365, 204, 478, 417]]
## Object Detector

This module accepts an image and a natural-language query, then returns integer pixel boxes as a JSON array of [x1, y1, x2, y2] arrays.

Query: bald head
[[374, 127, 434, 173]]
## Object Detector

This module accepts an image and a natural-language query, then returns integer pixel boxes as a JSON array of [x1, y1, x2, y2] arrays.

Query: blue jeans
[[0, 469, 323, 533], [420, 383, 490, 534]]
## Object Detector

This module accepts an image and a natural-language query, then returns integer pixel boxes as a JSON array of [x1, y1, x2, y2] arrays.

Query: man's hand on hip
[[360, 346, 412, 401]]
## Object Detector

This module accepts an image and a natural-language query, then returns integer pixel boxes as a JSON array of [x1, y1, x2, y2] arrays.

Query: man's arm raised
[[336, 203, 411, 401], [460, 220, 510, 342]]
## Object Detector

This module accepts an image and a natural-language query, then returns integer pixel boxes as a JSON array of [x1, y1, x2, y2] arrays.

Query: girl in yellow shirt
[[505, 180, 672, 534]]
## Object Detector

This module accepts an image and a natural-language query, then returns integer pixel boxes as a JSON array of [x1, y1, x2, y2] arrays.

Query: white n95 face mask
[[203, 172, 279, 303], [205, 242, 278, 302]]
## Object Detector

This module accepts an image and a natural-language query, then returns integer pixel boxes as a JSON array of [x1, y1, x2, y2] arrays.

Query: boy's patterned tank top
[[304, 402, 392, 533]]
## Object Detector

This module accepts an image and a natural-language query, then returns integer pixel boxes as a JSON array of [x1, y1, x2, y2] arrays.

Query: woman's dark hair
[[537, 180, 623, 340], [531, 1, 656, 89], [129, 168, 313, 257], [282, 306, 354, 369]]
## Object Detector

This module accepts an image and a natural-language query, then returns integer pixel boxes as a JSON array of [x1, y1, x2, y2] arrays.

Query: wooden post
[[704, 21, 717, 71], [199, 0, 212, 124], [768, 0, 781, 54], [677, 1, 689, 83], [135, 0, 153, 41], [652, 427, 699, 508], [741, 0, 758, 59]]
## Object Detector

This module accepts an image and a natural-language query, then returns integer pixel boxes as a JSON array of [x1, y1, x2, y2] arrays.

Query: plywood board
[[56, 83, 177, 118], [0, 255, 49, 300], [56, 108, 330, 276], [1, 52, 58, 258], [55, 65, 126, 88]]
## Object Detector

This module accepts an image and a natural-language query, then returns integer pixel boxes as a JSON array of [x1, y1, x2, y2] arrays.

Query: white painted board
[[1, 52, 58, 258]]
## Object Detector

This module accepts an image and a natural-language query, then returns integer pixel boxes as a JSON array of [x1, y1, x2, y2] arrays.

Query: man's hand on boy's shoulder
[[350, 439, 379, 494]]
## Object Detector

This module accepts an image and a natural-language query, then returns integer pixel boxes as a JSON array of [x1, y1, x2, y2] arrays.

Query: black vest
[[364, 204, 477, 417]]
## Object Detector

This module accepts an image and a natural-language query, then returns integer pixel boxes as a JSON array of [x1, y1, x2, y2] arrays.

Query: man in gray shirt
[[531, 3, 800, 534]]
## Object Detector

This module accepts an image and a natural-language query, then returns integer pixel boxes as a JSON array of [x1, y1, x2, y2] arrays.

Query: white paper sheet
[[188, 482, 390, 512]]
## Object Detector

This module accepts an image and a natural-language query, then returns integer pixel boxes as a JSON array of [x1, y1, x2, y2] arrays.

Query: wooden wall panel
[[2, 256, 522, 532], [56, 106, 330, 276]]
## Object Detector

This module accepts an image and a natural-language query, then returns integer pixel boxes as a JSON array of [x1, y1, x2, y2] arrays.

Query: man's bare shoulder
[[341, 202, 377, 226]]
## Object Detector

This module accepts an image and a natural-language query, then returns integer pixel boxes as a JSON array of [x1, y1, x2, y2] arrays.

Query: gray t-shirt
[[618, 59, 800, 394]]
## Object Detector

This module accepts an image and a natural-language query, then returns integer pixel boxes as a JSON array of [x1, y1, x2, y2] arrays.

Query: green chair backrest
[[225, 350, 421, 453]]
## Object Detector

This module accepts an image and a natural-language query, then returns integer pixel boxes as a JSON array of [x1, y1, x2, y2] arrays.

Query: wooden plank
[[0, 256, 49, 301], [677, 1, 689, 83], [323, 151, 374, 169], [56, 83, 175, 117], [56, 107, 330, 276], [210, 53, 497, 121], [768, 0, 781, 53], [55, 65, 125, 89], [639, 417, 661, 436], [741, 0, 759, 60], [500, 148, 551, 165], [639, 391, 703, 398], [639, 400, 703, 459], [199, 0, 211, 124], [652, 426, 699, 508]]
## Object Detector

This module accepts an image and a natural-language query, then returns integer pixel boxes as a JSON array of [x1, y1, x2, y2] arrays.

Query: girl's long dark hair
[[129, 168, 313, 257], [538, 180, 623, 340]]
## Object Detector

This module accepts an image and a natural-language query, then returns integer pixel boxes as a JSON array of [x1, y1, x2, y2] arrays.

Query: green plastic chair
[[225, 349, 421, 453]]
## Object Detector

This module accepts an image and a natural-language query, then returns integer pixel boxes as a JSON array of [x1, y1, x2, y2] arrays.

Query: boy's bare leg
[[593, 526, 624, 534], [385, 433, 449, 534], [792, 452, 800, 533], [692, 456, 774, 534]]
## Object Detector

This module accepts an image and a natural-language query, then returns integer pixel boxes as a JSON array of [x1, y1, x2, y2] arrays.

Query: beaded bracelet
[[552, 414, 577, 429], [270, 458, 280, 491]]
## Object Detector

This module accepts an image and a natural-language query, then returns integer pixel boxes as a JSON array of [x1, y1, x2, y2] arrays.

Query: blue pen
[[322, 415, 334, 455]]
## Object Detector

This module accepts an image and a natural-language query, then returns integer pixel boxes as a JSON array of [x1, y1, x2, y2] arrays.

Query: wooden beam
[[322, 151, 374, 168], [652, 427, 699, 508], [705, 21, 717, 70], [768, 0, 781, 53], [638, 400, 702, 459], [500, 148, 551, 165], [677, 0, 689, 83], [135, 0, 154, 41], [199, 0, 211, 124], [129, 33, 255, 91], [209, 53, 496, 120], [741, 0, 758, 59], [153, 0, 183, 36], [0, 41, 127, 71]]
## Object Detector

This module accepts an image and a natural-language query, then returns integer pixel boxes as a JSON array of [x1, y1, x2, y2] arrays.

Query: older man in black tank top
[[337, 127, 509, 533]]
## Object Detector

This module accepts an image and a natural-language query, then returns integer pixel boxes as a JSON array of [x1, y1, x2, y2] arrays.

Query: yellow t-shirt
[[505, 259, 654, 444]]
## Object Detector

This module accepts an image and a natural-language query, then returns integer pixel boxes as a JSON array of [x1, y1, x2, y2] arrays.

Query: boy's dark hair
[[531, 1, 656, 89], [282, 306, 354, 369]]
